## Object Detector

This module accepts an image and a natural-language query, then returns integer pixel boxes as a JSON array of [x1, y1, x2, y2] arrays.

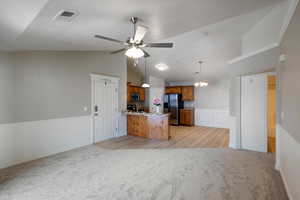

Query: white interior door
[[94, 79, 118, 143], [241, 74, 267, 152]]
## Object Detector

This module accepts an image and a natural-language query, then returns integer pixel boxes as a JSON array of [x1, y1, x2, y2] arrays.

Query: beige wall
[[0, 52, 15, 124], [280, 3, 300, 143], [278, 2, 300, 200], [1, 51, 126, 123]]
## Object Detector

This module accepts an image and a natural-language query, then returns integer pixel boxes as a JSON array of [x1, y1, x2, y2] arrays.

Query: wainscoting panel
[[0, 114, 128, 169], [0, 116, 92, 169], [195, 109, 232, 128]]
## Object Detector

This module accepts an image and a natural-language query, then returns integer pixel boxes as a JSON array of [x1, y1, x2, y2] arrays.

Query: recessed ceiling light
[[155, 63, 169, 71]]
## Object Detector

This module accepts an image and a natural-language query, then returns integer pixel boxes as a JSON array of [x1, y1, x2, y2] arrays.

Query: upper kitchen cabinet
[[139, 87, 145, 101], [127, 84, 146, 102], [182, 86, 195, 101], [165, 86, 182, 94]]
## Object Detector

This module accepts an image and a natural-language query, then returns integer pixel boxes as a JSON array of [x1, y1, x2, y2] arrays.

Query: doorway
[[91, 74, 119, 143], [241, 73, 276, 153], [267, 75, 276, 153]]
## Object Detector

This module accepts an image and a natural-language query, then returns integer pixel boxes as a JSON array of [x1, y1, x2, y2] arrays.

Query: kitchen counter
[[126, 112, 170, 140], [125, 111, 170, 117]]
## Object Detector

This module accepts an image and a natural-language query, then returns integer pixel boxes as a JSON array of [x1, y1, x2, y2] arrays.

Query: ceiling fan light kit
[[125, 46, 144, 58], [94, 17, 174, 59]]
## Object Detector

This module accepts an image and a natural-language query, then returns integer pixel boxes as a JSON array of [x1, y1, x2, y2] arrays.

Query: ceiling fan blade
[[142, 49, 150, 57], [145, 43, 173, 48], [110, 48, 126, 54], [134, 25, 148, 43], [94, 35, 124, 44]]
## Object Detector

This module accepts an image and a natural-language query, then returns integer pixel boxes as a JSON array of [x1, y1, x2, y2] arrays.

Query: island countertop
[[125, 112, 170, 117], [126, 112, 170, 140]]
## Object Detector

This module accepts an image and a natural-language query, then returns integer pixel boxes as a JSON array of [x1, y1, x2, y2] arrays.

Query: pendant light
[[194, 61, 208, 87], [141, 56, 150, 88]]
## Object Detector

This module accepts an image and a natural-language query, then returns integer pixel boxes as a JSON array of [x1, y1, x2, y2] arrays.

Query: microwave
[[131, 93, 140, 101]]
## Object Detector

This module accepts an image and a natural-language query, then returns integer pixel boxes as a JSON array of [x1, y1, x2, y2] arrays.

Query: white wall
[[242, 1, 289, 55], [194, 80, 229, 110], [168, 80, 233, 130], [149, 76, 165, 112], [0, 116, 91, 169], [277, 125, 300, 200], [228, 77, 241, 149]]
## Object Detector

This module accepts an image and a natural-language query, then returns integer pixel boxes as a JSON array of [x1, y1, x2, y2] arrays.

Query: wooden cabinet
[[182, 86, 194, 101], [127, 114, 170, 140], [180, 109, 194, 126], [127, 85, 146, 102], [165, 86, 182, 94], [127, 115, 147, 137], [139, 87, 145, 101]]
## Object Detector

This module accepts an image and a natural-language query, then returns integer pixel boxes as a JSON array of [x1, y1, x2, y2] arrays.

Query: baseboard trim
[[279, 168, 294, 200]]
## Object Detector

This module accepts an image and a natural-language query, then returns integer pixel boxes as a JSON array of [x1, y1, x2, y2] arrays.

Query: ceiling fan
[[94, 17, 174, 58]]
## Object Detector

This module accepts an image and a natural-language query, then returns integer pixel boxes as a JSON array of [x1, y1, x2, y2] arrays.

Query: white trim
[[90, 73, 120, 83], [280, 167, 294, 200], [227, 43, 279, 64], [90, 74, 120, 143], [275, 124, 281, 171]]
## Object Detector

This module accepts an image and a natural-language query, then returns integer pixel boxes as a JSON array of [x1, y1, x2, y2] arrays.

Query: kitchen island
[[126, 112, 170, 140]]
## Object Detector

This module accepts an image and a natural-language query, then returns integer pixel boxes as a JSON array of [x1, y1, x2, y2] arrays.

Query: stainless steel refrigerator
[[164, 94, 184, 125]]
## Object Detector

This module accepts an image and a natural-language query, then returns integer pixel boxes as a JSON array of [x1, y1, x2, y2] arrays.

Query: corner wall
[[0, 51, 127, 169], [277, 2, 300, 199]]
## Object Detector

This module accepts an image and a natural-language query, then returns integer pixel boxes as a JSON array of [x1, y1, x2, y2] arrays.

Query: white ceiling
[[1, 0, 282, 51], [0, 0, 284, 81], [137, 6, 277, 82]]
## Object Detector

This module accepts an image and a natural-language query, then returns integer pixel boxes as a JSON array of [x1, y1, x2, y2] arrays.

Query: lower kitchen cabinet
[[180, 108, 195, 126]]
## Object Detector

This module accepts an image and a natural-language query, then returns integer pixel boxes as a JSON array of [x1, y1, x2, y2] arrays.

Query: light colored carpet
[[0, 146, 288, 200]]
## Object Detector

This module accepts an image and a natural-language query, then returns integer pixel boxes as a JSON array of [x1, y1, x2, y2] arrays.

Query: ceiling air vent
[[53, 10, 79, 22]]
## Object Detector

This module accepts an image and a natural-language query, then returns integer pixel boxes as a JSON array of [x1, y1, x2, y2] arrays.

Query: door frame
[[90, 73, 120, 144]]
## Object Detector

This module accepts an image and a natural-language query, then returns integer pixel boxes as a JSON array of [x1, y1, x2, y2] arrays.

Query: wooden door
[[267, 75, 276, 153], [182, 86, 194, 101]]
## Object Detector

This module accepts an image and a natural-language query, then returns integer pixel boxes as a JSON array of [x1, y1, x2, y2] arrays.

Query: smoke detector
[[53, 10, 79, 22]]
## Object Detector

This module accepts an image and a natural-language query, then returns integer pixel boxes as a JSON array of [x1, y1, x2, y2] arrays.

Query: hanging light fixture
[[141, 56, 150, 88], [194, 61, 208, 87]]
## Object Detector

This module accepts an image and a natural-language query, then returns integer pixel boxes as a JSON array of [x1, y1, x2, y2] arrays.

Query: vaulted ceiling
[[0, 0, 285, 81]]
